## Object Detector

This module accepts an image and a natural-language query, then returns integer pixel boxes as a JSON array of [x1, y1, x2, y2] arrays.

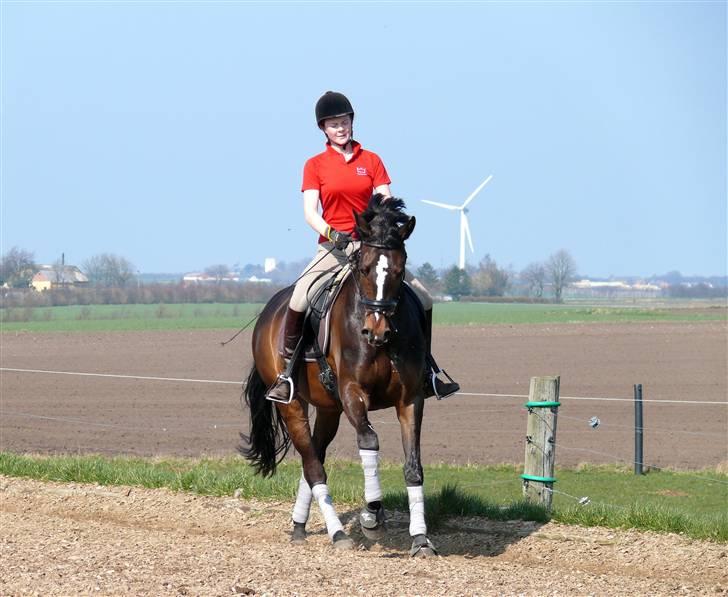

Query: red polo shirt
[[302, 141, 391, 242]]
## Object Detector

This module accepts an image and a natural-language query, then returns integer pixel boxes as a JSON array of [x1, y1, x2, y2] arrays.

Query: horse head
[[353, 194, 416, 347]]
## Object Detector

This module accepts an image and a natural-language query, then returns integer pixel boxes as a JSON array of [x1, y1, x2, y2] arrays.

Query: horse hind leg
[[289, 409, 342, 545], [284, 403, 353, 550], [291, 475, 311, 544]]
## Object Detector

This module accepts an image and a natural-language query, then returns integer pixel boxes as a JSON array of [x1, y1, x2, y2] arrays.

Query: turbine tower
[[422, 175, 493, 269]]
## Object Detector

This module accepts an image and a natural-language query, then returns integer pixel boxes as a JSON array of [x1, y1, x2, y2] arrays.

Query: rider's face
[[322, 115, 352, 146]]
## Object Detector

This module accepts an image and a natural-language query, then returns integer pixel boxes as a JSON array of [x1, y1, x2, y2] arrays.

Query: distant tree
[[204, 264, 230, 285], [660, 270, 684, 285], [0, 247, 36, 288], [83, 253, 136, 287], [416, 262, 440, 292], [521, 261, 547, 298], [472, 254, 510, 297], [443, 266, 472, 300], [546, 249, 577, 302]]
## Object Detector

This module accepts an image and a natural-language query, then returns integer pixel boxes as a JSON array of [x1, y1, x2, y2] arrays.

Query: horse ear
[[354, 210, 371, 239], [399, 216, 416, 241]]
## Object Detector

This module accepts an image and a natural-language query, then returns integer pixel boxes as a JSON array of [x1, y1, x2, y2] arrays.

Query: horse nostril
[[361, 328, 370, 337], [383, 330, 390, 342]]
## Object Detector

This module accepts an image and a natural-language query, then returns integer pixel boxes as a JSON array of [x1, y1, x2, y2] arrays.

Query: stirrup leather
[[266, 373, 295, 404]]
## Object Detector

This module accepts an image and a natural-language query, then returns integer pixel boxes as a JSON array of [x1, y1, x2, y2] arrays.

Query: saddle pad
[[303, 265, 352, 362]]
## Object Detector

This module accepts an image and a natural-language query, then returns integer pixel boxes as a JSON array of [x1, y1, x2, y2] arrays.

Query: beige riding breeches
[[288, 241, 433, 313]]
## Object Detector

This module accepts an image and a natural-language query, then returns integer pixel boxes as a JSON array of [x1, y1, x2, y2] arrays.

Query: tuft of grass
[[554, 502, 728, 542]]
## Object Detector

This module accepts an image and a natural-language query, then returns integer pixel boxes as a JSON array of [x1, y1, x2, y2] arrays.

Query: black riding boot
[[423, 309, 460, 399], [265, 307, 306, 403]]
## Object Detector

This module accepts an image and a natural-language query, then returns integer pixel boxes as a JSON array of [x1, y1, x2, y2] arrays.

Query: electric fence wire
[[2, 367, 727, 405], [557, 412, 728, 439], [2, 367, 727, 488]]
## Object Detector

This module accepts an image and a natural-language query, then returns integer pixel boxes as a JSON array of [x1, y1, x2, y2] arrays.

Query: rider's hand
[[328, 228, 352, 251]]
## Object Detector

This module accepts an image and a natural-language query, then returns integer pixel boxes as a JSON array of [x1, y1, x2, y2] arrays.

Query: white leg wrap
[[291, 474, 312, 524], [359, 449, 383, 503], [407, 485, 427, 536], [311, 483, 344, 539]]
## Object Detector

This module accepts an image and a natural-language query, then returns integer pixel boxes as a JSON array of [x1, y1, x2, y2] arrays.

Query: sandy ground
[[1, 322, 726, 468], [1, 475, 726, 596]]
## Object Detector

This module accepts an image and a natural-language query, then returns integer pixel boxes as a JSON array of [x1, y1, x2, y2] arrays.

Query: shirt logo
[[356, 167, 368, 176]]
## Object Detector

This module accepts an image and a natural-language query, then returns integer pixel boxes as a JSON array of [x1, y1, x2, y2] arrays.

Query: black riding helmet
[[315, 91, 355, 127]]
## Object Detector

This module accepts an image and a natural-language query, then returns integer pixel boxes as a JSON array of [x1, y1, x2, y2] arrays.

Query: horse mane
[[357, 193, 410, 247]]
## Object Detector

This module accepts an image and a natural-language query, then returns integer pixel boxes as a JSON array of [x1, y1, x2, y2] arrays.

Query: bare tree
[[0, 247, 36, 288], [547, 249, 577, 302], [204, 264, 230, 285], [521, 261, 547, 298], [471, 254, 510, 297], [83, 253, 136, 287]]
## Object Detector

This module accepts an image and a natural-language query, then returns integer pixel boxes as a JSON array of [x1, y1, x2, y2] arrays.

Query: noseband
[[349, 241, 406, 318]]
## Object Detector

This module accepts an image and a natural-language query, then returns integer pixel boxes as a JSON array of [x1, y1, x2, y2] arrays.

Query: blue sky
[[2, 1, 725, 277]]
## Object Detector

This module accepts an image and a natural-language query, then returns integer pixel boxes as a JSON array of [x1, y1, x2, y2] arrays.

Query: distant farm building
[[183, 272, 240, 285], [31, 265, 89, 292], [183, 272, 271, 285], [567, 279, 662, 298]]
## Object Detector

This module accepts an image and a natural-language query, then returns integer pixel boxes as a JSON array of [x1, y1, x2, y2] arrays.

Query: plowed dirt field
[[1, 322, 726, 467]]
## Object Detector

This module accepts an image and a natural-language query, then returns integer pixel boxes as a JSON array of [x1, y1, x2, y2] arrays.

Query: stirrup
[[265, 374, 295, 404], [431, 368, 459, 400]]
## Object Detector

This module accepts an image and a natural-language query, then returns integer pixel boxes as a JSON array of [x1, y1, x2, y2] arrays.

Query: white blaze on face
[[375, 254, 389, 301]]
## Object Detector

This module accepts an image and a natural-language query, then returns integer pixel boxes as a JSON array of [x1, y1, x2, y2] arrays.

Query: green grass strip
[[1, 301, 725, 332], [1, 453, 725, 541]]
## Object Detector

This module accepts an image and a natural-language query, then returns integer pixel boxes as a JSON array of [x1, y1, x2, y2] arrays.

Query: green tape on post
[[520, 474, 557, 483], [524, 401, 561, 408]]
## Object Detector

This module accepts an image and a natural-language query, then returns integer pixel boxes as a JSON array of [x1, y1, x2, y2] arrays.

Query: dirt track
[[1, 475, 726, 596], [1, 321, 726, 468]]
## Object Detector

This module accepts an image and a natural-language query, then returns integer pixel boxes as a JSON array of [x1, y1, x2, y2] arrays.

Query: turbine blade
[[421, 199, 460, 210], [460, 174, 493, 209], [462, 213, 474, 253]]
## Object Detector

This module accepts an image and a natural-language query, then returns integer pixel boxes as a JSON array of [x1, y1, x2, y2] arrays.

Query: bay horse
[[240, 195, 437, 556]]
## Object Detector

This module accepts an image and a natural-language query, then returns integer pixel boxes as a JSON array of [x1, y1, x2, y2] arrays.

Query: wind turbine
[[422, 175, 493, 269]]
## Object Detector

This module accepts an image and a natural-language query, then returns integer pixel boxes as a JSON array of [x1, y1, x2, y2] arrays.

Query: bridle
[[348, 240, 407, 319]]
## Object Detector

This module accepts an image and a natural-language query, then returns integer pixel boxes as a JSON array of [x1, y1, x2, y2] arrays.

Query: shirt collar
[[325, 140, 362, 160]]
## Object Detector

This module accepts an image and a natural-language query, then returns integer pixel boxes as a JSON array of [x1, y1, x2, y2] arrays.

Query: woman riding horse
[[265, 91, 459, 404], [243, 193, 438, 555]]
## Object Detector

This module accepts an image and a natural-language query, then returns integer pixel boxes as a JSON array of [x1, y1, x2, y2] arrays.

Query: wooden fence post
[[522, 375, 560, 510]]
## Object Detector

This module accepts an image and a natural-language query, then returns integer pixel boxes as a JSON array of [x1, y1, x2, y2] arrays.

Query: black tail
[[239, 366, 291, 477]]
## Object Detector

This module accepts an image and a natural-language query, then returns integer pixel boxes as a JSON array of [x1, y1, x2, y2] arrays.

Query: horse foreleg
[[340, 383, 386, 539], [396, 399, 438, 557], [291, 409, 342, 544]]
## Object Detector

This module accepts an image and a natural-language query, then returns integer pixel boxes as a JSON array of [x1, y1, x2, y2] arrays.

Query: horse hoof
[[359, 503, 386, 541], [332, 530, 355, 551], [409, 534, 439, 558], [291, 522, 307, 544], [361, 524, 386, 541]]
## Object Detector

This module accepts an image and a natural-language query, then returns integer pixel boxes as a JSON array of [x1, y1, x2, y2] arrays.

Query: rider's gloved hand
[[328, 228, 352, 251]]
